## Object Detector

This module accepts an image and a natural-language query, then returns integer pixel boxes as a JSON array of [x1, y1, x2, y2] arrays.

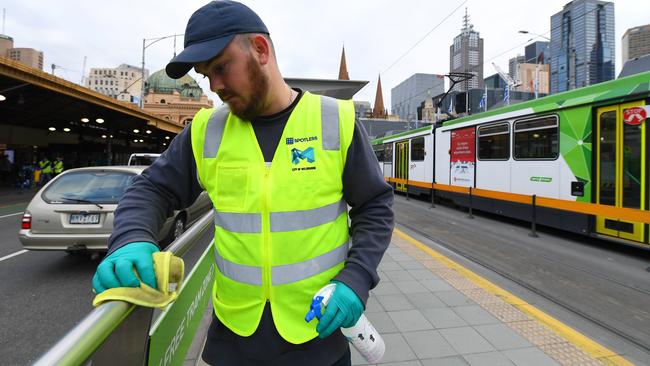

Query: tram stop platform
[[186, 227, 633, 366]]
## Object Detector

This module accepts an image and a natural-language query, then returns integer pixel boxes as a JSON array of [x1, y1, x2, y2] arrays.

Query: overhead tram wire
[[377, 5, 603, 114], [356, 0, 468, 95], [462, 4, 602, 82], [381, 0, 468, 76]]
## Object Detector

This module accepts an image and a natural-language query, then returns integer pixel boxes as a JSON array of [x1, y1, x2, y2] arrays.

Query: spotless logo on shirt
[[286, 136, 318, 171], [286, 136, 318, 145]]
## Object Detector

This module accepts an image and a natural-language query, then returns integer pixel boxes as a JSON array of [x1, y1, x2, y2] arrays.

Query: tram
[[373, 70, 650, 246]]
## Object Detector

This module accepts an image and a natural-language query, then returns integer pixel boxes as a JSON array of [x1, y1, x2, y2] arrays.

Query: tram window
[[373, 145, 385, 162], [478, 123, 509, 160], [514, 116, 558, 160], [411, 137, 425, 161], [385, 143, 393, 163]]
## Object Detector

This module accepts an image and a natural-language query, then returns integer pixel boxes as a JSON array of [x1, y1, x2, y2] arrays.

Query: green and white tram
[[373, 70, 650, 246]]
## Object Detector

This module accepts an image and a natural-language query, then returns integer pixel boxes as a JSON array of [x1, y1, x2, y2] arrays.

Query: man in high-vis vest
[[38, 156, 52, 186], [53, 157, 64, 176], [92, 1, 393, 365]]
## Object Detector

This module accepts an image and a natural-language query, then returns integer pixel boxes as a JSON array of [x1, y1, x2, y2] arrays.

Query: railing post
[[91, 306, 154, 365], [406, 179, 410, 201], [467, 187, 474, 219], [430, 184, 436, 208], [529, 194, 539, 237]]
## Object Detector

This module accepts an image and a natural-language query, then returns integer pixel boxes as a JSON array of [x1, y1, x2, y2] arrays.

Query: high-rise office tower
[[525, 41, 550, 64], [449, 8, 484, 92], [622, 24, 650, 64], [391, 73, 445, 121], [549, 0, 615, 93], [509, 55, 526, 81]]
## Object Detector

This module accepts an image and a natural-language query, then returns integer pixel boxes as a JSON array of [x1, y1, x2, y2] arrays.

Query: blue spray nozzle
[[304, 295, 325, 322]]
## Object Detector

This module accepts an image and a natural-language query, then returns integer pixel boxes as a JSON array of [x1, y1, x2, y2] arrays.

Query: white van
[[127, 153, 161, 166]]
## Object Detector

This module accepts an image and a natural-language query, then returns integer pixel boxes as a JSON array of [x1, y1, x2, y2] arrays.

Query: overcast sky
[[3, 0, 647, 111]]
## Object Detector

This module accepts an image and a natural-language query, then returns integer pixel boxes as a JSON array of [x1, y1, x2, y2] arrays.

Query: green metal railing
[[33, 210, 215, 366]]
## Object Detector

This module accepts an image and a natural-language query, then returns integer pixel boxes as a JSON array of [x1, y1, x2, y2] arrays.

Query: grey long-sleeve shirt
[[108, 91, 394, 305], [108, 91, 393, 365]]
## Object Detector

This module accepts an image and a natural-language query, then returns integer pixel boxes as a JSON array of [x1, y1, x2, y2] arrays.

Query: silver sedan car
[[18, 165, 212, 253]]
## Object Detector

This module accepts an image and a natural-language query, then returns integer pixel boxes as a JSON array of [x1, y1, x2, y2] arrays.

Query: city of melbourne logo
[[291, 147, 315, 165], [286, 136, 318, 145]]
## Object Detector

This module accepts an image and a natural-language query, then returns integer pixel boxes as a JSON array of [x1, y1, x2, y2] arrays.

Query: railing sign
[[148, 244, 216, 366]]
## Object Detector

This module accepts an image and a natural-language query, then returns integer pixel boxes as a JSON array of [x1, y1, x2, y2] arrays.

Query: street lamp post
[[518, 30, 550, 41], [140, 33, 183, 108]]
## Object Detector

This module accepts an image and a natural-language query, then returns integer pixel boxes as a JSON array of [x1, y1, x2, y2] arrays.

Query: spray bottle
[[305, 283, 385, 363]]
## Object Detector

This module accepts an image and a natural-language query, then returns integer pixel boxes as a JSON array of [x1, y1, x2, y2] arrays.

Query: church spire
[[372, 75, 386, 118], [338, 46, 350, 80]]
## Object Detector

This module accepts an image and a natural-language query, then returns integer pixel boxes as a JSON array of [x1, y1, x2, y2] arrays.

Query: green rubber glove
[[316, 281, 364, 338], [92, 242, 159, 294]]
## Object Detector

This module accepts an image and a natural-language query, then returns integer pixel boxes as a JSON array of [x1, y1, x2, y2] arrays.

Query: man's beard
[[222, 54, 269, 120]]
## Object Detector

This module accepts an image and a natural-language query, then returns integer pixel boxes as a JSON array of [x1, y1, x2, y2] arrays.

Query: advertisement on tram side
[[450, 127, 475, 187]]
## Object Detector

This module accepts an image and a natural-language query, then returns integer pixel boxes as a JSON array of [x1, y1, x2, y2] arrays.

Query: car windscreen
[[129, 156, 158, 165], [42, 171, 137, 204]]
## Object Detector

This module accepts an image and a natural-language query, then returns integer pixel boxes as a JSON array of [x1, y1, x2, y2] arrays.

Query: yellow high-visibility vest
[[54, 160, 64, 174], [39, 160, 52, 174], [190, 92, 355, 343]]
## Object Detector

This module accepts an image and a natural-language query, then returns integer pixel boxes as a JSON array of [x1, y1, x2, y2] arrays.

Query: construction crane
[[492, 62, 521, 89]]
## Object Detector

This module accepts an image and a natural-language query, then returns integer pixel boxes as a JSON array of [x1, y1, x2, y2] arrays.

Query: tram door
[[395, 141, 409, 192], [595, 101, 646, 243]]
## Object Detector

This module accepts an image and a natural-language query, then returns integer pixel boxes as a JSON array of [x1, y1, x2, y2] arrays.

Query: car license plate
[[70, 213, 100, 224]]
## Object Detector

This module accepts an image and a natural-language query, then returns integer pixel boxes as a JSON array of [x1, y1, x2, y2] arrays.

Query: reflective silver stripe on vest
[[214, 240, 349, 286], [214, 209, 262, 233], [213, 248, 262, 285], [270, 200, 346, 232], [203, 106, 230, 158], [320, 96, 340, 150], [272, 240, 349, 285]]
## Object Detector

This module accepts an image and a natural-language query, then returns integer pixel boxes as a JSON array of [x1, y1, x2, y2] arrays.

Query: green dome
[[145, 69, 203, 100]]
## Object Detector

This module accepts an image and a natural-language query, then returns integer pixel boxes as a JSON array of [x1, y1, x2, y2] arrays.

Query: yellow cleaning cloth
[[93, 252, 184, 308]]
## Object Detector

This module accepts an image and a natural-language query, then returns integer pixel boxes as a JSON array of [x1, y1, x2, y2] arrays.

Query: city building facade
[[525, 41, 550, 64], [509, 55, 525, 80], [518, 63, 550, 94], [142, 69, 213, 127], [85, 64, 147, 103], [391, 73, 444, 121], [353, 101, 372, 119], [550, 0, 615, 93], [484, 73, 506, 90], [622, 24, 650, 64], [449, 9, 484, 92], [0, 34, 44, 70]]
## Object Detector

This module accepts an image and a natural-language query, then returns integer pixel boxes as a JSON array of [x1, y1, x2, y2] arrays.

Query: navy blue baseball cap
[[165, 1, 269, 79]]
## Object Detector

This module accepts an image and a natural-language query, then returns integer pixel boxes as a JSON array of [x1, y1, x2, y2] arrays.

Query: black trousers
[[201, 304, 349, 366]]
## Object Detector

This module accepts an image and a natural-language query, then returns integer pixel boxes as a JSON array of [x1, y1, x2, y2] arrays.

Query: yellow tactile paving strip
[[392, 228, 634, 366]]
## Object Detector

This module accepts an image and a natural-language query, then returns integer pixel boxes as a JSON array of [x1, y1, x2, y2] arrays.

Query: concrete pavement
[[187, 227, 633, 366]]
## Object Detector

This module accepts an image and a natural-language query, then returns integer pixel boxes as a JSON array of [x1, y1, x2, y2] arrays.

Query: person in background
[[92, 1, 394, 365], [53, 157, 64, 177], [38, 156, 52, 186]]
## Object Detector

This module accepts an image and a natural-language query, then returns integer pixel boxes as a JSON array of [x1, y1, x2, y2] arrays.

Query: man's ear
[[250, 34, 270, 65]]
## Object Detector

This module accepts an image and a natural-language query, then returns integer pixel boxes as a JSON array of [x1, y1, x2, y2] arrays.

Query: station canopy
[[0, 57, 182, 147]]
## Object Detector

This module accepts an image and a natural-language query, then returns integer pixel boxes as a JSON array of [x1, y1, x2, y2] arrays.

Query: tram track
[[394, 197, 650, 355]]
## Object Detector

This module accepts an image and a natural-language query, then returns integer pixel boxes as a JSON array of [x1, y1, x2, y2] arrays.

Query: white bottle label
[[341, 314, 385, 363], [309, 284, 385, 363]]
